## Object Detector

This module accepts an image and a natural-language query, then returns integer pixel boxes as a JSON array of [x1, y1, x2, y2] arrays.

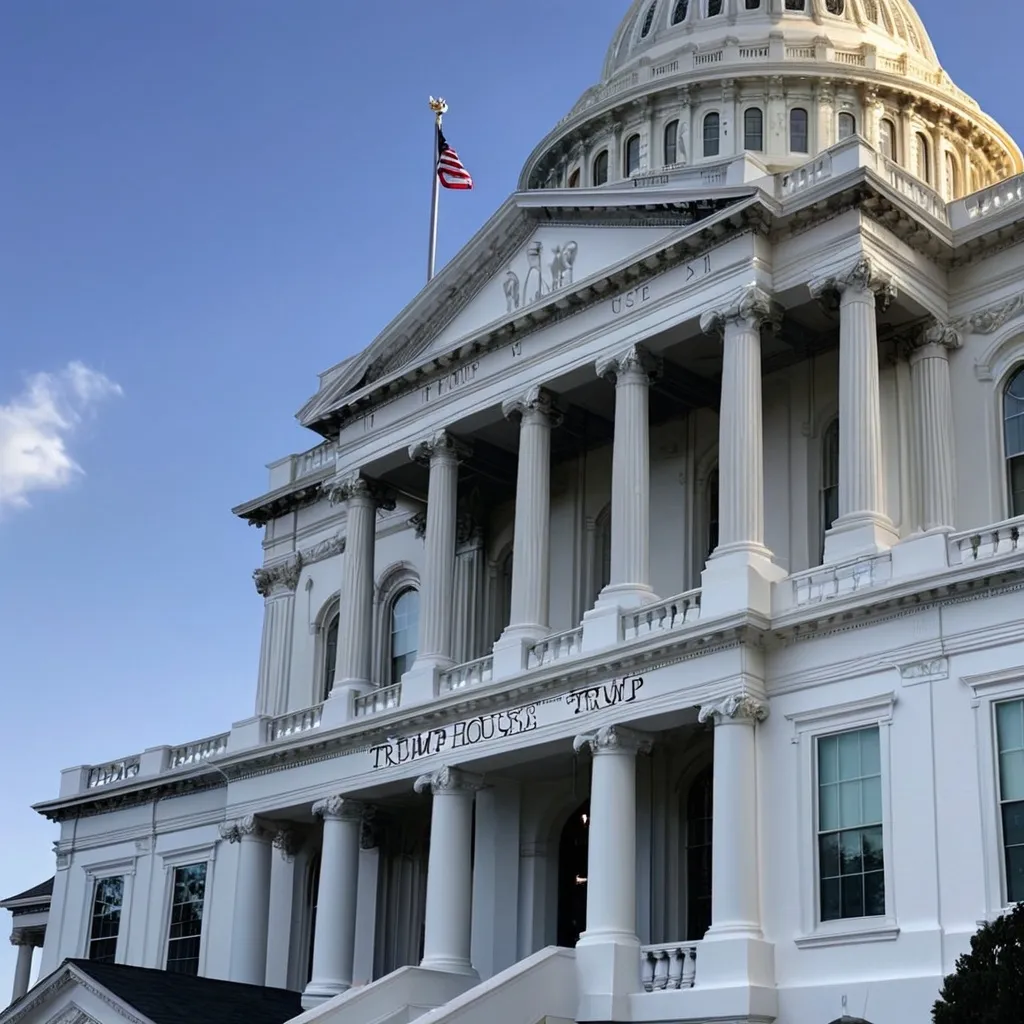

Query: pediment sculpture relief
[[504, 239, 579, 313]]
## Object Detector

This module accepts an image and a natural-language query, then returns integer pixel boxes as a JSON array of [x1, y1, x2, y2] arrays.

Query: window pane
[[744, 108, 763, 151], [1000, 750, 1024, 801], [862, 825, 884, 871], [820, 876, 841, 921], [837, 730, 861, 780], [790, 108, 809, 153], [593, 151, 609, 186], [167, 863, 206, 976], [841, 874, 864, 918], [862, 775, 883, 825], [819, 782, 839, 831], [838, 112, 856, 140], [703, 113, 720, 157], [1011, 456, 1024, 518], [860, 727, 881, 776], [818, 735, 838, 784], [997, 700, 1024, 753], [89, 876, 124, 963], [879, 119, 896, 161], [664, 121, 678, 165], [840, 830, 863, 875], [864, 870, 885, 916], [625, 134, 641, 176], [838, 780, 861, 829], [672, 0, 689, 24], [819, 831, 840, 878], [1004, 806, 1024, 903]]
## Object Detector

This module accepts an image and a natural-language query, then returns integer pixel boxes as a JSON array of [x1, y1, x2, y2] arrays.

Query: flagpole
[[427, 96, 447, 283]]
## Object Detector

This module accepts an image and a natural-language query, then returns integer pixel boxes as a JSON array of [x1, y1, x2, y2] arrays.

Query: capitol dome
[[519, 0, 1021, 198]]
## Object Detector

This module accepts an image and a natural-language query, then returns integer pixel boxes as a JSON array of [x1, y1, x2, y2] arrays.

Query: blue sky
[[1, 0, 1020, 997]]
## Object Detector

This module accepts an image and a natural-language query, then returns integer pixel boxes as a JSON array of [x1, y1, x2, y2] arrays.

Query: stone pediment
[[297, 191, 747, 431]]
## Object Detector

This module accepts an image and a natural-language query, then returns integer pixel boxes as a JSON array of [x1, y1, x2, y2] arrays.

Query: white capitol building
[[5, 2, 1024, 1023]]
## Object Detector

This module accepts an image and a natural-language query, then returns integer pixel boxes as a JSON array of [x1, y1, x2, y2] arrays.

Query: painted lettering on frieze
[[565, 675, 644, 714], [421, 361, 480, 404], [612, 285, 652, 315]]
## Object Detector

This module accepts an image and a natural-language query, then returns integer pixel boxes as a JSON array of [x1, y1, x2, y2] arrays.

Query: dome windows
[[664, 120, 679, 165], [592, 150, 609, 186], [706, 0, 723, 17], [915, 132, 931, 184], [703, 112, 721, 157], [640, 2, 657, 39], [671, 0, 689, 24], [745, 0, 761, 8], [785, 0, 806, 10], [825, 0, 845, 13], [790, 107, 809, 153], [861, 0, 879, 22], [838, 112, 857, 140], [744, 108, 764, 151], [625, 133, 642, 176], [878, 118, 897, 161]]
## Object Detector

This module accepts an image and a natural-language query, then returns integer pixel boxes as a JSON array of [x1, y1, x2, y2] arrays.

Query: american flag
[[437, 127, 474, 190]]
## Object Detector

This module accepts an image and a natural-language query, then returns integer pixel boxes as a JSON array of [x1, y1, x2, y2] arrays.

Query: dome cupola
[[520, 0, 1020, 200]]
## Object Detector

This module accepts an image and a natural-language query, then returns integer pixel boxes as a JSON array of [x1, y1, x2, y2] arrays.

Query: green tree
[[933, 902, 1024, 1024]]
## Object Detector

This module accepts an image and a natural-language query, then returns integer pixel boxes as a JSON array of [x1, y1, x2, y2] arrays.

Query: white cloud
[[0, 361, 122, 512]]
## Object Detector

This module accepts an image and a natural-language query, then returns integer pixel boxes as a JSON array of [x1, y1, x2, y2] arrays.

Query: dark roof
[[67, 960, 304, 1024], [827, 1017, 874, 1024], [1, 877, 54, 905]]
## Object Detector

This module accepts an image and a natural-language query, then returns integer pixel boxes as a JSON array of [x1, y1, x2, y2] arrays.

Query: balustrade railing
[[270, 704, 324, 741], [87, 758, 141, 789], [964, 174, 1024, 222], [623, 590, 701, 642], [439, 656, 494, 694], [169, 733, 229, 768], [526, 628, 583, 669], [779, 153, 832, 197], [353, 684, 402, 718], [948, 516, 1024, 566], [640, 943, 698, 991], [790, 552, 892, 607], [295, 440, 337, 481]]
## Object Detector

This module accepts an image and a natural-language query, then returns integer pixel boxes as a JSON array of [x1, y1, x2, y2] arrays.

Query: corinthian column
[[414, 767, 484, 976], [809, 256, 899, 561], [500, 386, 562, 642], [302, 797, 366, 1008], [572, 726, 652, 1020], [326, 473, 395, 703], [408, 432, 471, 674], [218, 815, 274, 986], [909, 323, 960, 532], [698, 287, 785, 618], [697, 695, 768, 942], [253, 556, 302, 717], [595, 345, 661, 608]]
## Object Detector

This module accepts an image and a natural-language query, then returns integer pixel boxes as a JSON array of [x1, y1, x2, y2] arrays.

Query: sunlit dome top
[[602, 0, 939, 82]]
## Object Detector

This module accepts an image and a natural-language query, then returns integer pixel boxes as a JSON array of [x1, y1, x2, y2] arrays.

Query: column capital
[[596, 343, 662, 386], [253, 555, 302, 598], [326, 472, 396, 511], [501, 385, 564, 428], [414, 765, 485, 796], [808, 257, 897, 310], [697, 693, 769, 726], [409, 511, 428, 539], [897, 319, 962, 362], [10, 929, 40, 948], [409, 430, 473, 467], [699, 285, 782, 337], [273, 827, 301, 861], [312, 796, 366, 822], [218, 814, 274, 844], [573, 724, 653, 757]]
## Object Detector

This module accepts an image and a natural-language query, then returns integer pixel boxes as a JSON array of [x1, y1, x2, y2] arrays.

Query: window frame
[[663, 119, 679, 166], [592, 149, 609, 186], [159, 844, 215, 977], [963, 669, 1024, 917], [624, 132, 642, 177], [388, 586, 420, 685], [878, 117, 897, 162], [786, 692, 899, 947], [837, 111, 857, 141], [743, 106, 764, 152], [1004, 365, 1024, 518], [671, 0, 689, 24], [789, 107, 810, 154], [702, 111, 721, 158], [79, 857, 135, 964]]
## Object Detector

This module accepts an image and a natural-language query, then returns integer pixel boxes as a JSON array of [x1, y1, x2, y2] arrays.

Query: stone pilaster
[[572, 726, 652, 1021], [408, 432, 471, 678], [325, 474, 396, 711], [253, 556, 302, 717], [496, 387, 562, 660], [699, 287, 785, 617], [302, 797, 366, 1009], [414, 767, 484, 976], [809, 257, 899, 561], [909, 323, 960, 532], [218, 815, 274, 986]]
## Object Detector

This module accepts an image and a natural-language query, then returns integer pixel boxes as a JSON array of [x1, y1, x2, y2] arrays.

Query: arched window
[[703, 112, 720, 157], [625, 133, 641, 176], [640, 2, 657, 38], [706, 467, 720, 561], [790, 107, 809, 153], [323, 613, 339, 699], [944, 151, 958, 199], [1005, 367, 1024, 517], [862, 0, 879, 23], [878, 118, 897, 161], [821, 418, 840, 560], [664, 120, 679, 165], [744, 107, 764, 151], [568, 167, 581, 188], [825, 0, 845, 13], [915, 132, 931, 184], [707, 0, 723, 15], [592, 150, 609, 186], [389, 589, 419, 683], [685, 767, 713, 941], [838, 111, 856, 140], [672, 0, 689, 24]]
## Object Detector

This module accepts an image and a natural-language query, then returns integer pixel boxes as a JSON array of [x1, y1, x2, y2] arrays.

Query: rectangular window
[[817, 726, 885, 921], [996, 700, 1024, 902], [166, 862, 207, 975], [87, 876, 124, 962]]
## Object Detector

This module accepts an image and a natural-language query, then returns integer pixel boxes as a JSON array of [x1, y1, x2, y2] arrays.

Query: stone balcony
[[52, 514, 1024, 803]]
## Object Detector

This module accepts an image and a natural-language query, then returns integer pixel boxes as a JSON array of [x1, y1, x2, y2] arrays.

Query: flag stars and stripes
[[437, 128, 474, 190]]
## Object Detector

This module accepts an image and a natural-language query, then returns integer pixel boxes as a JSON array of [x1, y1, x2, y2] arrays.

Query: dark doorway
[[686, 767, 713, 940], [556, 799, 590, 947]]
